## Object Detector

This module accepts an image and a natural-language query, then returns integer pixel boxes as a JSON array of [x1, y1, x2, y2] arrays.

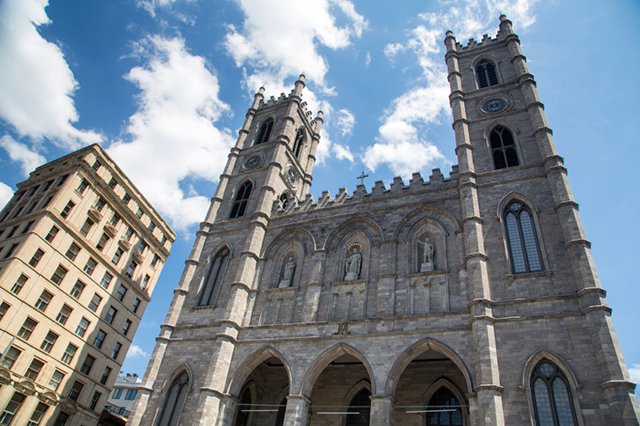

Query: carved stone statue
[[419, 238, 435, 272], [278, 256, 296, 288], [344, 248, 362, 281]]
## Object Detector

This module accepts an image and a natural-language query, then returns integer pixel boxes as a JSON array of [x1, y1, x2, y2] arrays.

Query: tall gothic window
[[230, 181, 252, 218], [427, 387, 463, 426], [197, 248, 230, 306], [476, 59, 498, 88], [490, 125, 519, 169], [156, 371, 189, 426], [504, 201, 543, 274], [255, 118, 274, 145], [531, 361, 577, 426], [293, 128, 305, 159], [346, 388, 371, 426], [235, 388, 252, 426]]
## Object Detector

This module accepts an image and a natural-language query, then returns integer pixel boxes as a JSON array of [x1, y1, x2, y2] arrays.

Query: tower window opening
[[293, 128, 305, 159], [504, 201, 543, 274], [230, 181, 252, 218], [490, 125, 519, 169], [197, 248, 230, 306], [476, 59, 498, 88], [531, 360, 578, 426], [255, 118, 274, 145]]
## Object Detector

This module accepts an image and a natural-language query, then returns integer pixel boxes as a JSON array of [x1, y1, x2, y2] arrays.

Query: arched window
[[230, 181, 252, 219], [156, 371, 189, 426], [490, 125, 519, 169], [427, 387, 463, 426], [255, 118, 274, 145], [476, 59, 498, 88], [504, 201, 543, 274], [531, 361, 578, 426], [235, 388, 252, 426], [293, 128, 305, 159], [346, 388, 371, 426], [197, 248, 230, 306]]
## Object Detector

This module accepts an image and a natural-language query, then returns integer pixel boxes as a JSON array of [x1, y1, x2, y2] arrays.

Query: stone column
[[283, 395, 310, 426], [370, 395, 394, 426]]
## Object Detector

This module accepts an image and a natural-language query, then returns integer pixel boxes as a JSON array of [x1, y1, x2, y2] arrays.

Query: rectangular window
[[0, 346, 21, 369], [105, 306, 117, 324], [92, 159, 101, 171], [29, 248, 45, 267], [0, 392, 26, 424], [68, 381, 84, 401], [70, 280, 86, 299], [137, 241, 148, 254], [100, 271, 113, 289], [112, 342, 122, 360], [135, 208, 143, 218], [61, 343, 77, 364], [22, 220, 34, 233], [100, 366, 112, 385], [55, 304, 72, 325], [0, 302, 10, 321], [93, 329, 107, 349], [89, 391, 102, 411], [34, 290, 53, 311], [75, 317, 90, 337], [11, 274, 28, 294], [133, 297, 141, 314], [122, 318, 132, 336], [151, 254, 160, 267], [24, 358, 44, 380], [112, 388, 123, 399], [27, 402, 48, 426], [80, 218, 94, 236], [108, 178, 118, 189], [125, 389, 138, 401], [45, 225, 59, 242], [161, 235, 168, 245], [124, 227, 134, 241], [80, 354, 95, 375], [48, 369, 65, 391], [65, 243, 81, 260], [95, 197, 106, 211], [25, 201, 38, 214], [125, 260, 138, 278], [17, 317, 37, 340], [3, 243, 18, 259], [122, 193, 131, 205], [88, 293, 102, 312], [110, 213, 121, 226], [115, 284, 128, 302], [50, 265, 68, 285], [96, 233, 110, 251], [60, 200, 75, 218], [42, 180, 53, 191], [53, 412, 69, 425], [27, 186, 39, 197], [142, 274, 151, 288], [76, 179, 89, 195], [148, 221, 156, 232], [112, 247, 124, 265], [83, 257, 97, 275], [40, 331, 58, 353]]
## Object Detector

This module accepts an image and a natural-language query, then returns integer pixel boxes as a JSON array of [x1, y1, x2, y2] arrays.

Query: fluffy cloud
[[336, 108, 356, 137], [0, 0, 101, 148], [0, 182, 13, 210], [0, 135, 47, 176], [108, 36, 234, 231], [126, 344, 149, 359], [629, 363, 640, 384], [367, 0, 538, 177]]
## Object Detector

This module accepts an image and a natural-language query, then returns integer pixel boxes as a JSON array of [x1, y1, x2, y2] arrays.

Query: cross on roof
[[356, 171, 369, 185]]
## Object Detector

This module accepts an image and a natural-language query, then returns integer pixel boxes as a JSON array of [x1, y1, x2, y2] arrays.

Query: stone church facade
[[129, 16, 639, 426]]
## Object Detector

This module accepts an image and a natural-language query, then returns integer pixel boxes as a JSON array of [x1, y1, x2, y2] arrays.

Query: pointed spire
[[252, 86, 265, 109], [499, 14, 513, 35], [294, 74, 306, 96]]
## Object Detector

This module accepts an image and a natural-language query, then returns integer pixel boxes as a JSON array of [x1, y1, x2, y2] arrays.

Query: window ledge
[[507, 270, 552, 283]]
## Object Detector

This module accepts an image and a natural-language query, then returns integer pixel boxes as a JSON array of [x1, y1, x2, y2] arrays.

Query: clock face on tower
[[243, 155, 262, 170], [286, 167, 297, 185], [481, 98, 508, 113]]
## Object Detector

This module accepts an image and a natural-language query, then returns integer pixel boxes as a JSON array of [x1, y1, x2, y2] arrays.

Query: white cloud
[[333, 143, 354, 163], [126, 344, 149, 359], [0, 0, 101, 148], [368, 0, 538, 176], [629, 363, 640, 384], [0, 182, 13, 210], [336, 108, 356, 137], [365, 52, 371, 66], [0, 135, 47, 176], [108, 36, 234, 231]]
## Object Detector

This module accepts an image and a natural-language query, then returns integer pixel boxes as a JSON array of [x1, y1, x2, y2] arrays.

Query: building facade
[[105, 373, 143, 421], [130, 16, 639, 426], [0, 144, 174, 425]]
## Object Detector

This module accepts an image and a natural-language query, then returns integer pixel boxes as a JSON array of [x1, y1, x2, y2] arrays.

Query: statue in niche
[[278, 256, 296, 288], [344, 245, 362, 281], [419, 237, 435, 272]]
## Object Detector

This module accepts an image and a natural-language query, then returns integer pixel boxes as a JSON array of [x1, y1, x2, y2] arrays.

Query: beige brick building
[[0, 144, 174, 425], [130, 16, 639, 426]]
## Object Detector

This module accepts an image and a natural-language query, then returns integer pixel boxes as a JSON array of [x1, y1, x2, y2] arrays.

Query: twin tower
[[129, 16, 639, 426]]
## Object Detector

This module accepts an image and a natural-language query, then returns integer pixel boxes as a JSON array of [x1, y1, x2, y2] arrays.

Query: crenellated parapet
[[448, 15, 518, 51]]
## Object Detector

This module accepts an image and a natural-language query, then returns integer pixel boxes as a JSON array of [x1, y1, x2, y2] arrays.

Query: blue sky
[[0, 0, 638, 386]]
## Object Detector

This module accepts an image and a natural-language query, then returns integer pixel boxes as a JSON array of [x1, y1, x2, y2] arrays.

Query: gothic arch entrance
[[391, 346, 469, 425], [231, 356, 290, 426]]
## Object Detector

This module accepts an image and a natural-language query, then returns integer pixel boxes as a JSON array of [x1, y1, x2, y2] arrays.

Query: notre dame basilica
[[128, 16, 639, 426]]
